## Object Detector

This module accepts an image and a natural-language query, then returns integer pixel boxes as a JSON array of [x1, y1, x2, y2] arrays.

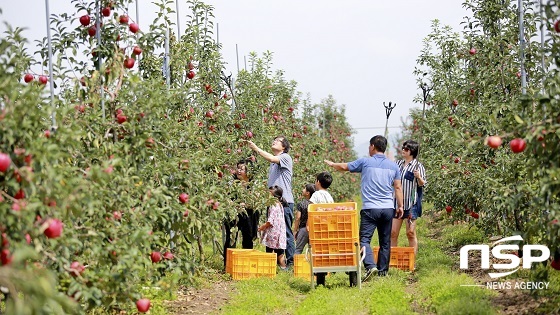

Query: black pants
[[223, 209, 260, 269]]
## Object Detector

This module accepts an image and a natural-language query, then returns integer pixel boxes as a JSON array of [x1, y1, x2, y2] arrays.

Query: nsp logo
[[460, 235, 550, 278]]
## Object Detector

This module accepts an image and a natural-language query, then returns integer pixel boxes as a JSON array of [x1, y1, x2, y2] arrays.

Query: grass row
[[213, 204, 500, 314]]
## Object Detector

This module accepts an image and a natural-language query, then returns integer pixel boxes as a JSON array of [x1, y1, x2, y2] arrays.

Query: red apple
[[136, 298, 151, 313], [246, 131, 253, 138], [183, 210, 189, 217], [445, 206, 452, 213], [486, 136, 502, 149], [188, 62, 194, 70], [132, 46, 142, 55], [129, 23, 139, 34], [0, 153, 11, 172], [70, 261, 85, 277], [454, 157, 460, 163], [509, 138, 526, 153], [187, 71, 195, 79], [179, 193, 189, 204], [1, 249, 12, 266], [205, 111, 214, 118], [101, 7, 111, 17], [112, 211, 122, 221], [24, 73, 34, 83], [119, 15, 129, 24], [163, 251, 174, 260], [470, 212, 479, 219], [116, 114, 127, 124], [555, 20, 560, 33], [212, 201, 220, 210], [38, 75, 48, 85], [25, 233, 31, 244], [79, 15, 91, 26], [469, 48, 477, 55], [452, 99, 458, 106], [124, 57, 135, 69], [44, 219, 63, 239], [551, 259, 560, 270], [14, 189, 25, 200], [88, 26, 96, 37], [150, 251, 162, 263]]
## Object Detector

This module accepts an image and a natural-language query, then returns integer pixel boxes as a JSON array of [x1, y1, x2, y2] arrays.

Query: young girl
[[293, 183, 316, 255], [259, 185, 287, 269]]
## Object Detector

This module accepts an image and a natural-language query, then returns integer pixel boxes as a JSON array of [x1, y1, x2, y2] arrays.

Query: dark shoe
[[362, 267, 378, 282], [378, 270, 387, 277]]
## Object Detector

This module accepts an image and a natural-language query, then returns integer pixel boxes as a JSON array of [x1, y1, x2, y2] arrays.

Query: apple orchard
[[0, 0, 359, 313], [1, 0, 560, 314]]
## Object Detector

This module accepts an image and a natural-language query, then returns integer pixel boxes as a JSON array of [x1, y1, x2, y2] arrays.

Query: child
[[294, 184, 316, 255], [309, 172, 334, 204], [308, 172, 334, 285], [259, 185, 288, 269]]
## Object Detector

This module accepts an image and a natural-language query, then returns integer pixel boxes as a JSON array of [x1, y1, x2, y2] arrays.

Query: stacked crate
[[225, 248, 277, 280], [293, 254, 311, 280], [308, 202, 359, 267], [373, 246, 415, 271]]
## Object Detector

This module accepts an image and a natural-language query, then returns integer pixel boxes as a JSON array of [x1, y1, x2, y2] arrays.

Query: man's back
[[348, 154, 400, 209]]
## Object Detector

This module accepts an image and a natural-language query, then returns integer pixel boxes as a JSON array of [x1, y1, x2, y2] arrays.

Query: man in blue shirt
[[325, 135, 403, 280]]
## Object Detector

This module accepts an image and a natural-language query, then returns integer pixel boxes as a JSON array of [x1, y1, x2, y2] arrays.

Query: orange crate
[[225, 248, 256, 275], [373, 246, 415, 271], [308, 202, 358, 241], [294, 254, 311, 280], [310, 239, 358, 267], [228, 251, 277, 280]]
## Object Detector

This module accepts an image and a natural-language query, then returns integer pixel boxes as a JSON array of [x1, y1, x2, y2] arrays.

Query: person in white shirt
[[309, 172, 334, 204]]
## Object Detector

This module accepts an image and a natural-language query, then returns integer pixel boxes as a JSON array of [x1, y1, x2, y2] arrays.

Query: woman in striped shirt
[[390, 140, 426, 256]]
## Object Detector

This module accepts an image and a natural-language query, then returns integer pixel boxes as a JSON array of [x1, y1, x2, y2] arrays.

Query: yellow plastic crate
[[308, 202, 357, 212], [294, 254, 312, 280], [373, 246, 415, 271], [308, 202, 358, 241], [227, 251, 277, 280], [225, 248, 256, 275], [310, 239, 358, 267]]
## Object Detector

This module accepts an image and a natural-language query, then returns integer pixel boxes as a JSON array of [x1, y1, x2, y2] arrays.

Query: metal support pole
[[44, 0, 57, 129], [539, 0, 545, 90], [518, 0, 526, 94], [235, 44, 240, 74], [96, 0, 105, 120], [176, 0, 181, 39], [165, 26, 170, 87], [135, 0, 140, 68], [383, 101, 396, 138]]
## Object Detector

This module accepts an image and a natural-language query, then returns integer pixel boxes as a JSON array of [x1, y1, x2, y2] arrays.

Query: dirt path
[[165, 280, 235, 315]]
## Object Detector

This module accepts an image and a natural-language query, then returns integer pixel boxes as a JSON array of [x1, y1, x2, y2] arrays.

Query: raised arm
[[324, 160, 349, 171], [246, 140, 279, 164]]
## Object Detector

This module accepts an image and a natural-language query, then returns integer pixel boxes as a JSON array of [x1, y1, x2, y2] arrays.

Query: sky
[[0, 0, 469, 156]]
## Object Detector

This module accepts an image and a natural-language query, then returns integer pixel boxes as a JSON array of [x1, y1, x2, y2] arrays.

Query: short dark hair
[[316, 172, 333, 189], [402, 140, 420, 158], [275, 136, 290, 153], [370, 135, 387, 153]]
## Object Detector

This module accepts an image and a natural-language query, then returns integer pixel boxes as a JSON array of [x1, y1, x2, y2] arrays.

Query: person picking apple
[[245, 136, 295, 267]]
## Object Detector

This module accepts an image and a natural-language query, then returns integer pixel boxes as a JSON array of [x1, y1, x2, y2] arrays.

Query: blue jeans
[[284, 203, 295, 266], [360, 208, 394, 272]]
